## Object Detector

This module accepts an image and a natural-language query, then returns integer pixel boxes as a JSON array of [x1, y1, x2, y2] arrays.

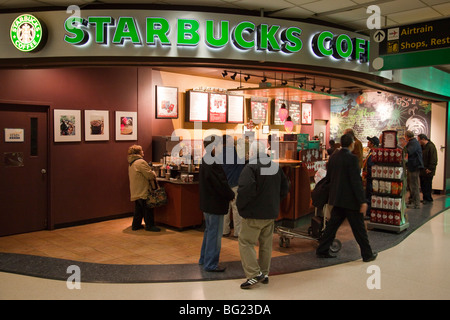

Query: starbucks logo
[[10, 14, 46, 52]]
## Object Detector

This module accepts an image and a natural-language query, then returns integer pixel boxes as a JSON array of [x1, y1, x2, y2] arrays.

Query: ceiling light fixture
[[244, 75, 251, 82], [222, 70, 228, 78], [231, 72, 237, 80]]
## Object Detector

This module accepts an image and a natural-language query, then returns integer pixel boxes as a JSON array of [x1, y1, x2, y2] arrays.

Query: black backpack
[[311, 176, 330, 208]]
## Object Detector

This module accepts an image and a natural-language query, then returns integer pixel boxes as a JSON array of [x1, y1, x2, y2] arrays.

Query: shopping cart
[[275, 206, 342, 253]]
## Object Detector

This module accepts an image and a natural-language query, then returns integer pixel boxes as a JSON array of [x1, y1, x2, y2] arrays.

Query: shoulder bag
[[146, 180, 168, 208]]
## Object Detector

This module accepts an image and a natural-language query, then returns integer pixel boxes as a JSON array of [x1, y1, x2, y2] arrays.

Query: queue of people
[[126, 127, 437, 290]]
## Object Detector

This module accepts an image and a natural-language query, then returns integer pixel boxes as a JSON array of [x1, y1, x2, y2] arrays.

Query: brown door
[[0, 104, 48, 236]]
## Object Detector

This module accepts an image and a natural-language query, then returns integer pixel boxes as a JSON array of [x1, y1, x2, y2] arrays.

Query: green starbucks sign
[[10, 14, 45, 52]]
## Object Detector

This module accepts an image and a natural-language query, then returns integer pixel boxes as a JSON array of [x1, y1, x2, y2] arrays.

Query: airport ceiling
[[1, 0, 449, 94]]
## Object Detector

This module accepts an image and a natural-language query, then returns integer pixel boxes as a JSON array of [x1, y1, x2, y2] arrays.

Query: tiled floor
[[0, 217, 346, 265], [1, 208, 449, 300]]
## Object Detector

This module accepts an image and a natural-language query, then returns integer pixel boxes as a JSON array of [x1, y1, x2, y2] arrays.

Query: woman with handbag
[[128, 145, 161, 232]]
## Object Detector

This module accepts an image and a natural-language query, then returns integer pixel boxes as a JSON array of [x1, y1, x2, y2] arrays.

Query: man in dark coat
[[237, 141, 289, 289], [316, 134, 377, 262], [405, 131, 424, 209], [199, 135, 235, 272], [418, 134, 438, 203]]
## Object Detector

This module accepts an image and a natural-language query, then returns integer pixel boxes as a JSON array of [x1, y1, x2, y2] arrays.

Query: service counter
[[153, 158, 325, 230], [154, 178, 203, 230]]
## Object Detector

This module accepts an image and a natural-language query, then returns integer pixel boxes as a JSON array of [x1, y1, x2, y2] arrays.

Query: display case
[[367, 144, 410, 233]]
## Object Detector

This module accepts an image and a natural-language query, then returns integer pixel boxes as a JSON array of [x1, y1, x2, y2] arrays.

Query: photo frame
[[115, 111, 137, 141], [155, 86, 178, 119], [301, 103, 312, 125], [54, 109, 81, 142], [85, 110, 109, 141]]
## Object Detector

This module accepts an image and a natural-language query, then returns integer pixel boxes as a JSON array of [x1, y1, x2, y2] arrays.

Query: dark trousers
[[132, 199, 155, 229], [317, 206, 373, 260], [420, 175, 434, 202]]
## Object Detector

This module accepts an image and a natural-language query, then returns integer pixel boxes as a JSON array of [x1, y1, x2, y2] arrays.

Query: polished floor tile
[[1, 209, 449, 300]]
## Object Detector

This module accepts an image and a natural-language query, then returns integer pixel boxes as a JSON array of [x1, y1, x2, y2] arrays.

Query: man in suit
[[418, 134, 436, 204], [316, 134, 377, 262]]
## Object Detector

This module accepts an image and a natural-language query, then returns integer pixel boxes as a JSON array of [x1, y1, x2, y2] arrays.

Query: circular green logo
[[10, 14, 44, 52]]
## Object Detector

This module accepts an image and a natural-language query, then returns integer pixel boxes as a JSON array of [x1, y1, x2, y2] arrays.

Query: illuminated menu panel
[[209, 93, 227, 123], [186, 91, 208, 122], [227, 95, 244, 123]]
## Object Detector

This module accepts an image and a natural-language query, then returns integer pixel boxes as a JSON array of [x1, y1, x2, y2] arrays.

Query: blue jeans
[[199, 212, 224, 271]]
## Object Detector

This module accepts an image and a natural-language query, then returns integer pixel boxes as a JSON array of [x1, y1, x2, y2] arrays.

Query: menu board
[[272, 99, 301, 125], [228, 95, 244, 123], [209, 93, 227, 123], [186, 91, 208, 122], [273, 99, 287, 125], [250, 97, 268, 124], [289, 100, 301, 125]]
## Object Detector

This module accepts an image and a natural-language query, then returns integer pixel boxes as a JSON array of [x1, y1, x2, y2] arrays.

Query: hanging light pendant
[[284, 116, 294, 133], [278, 103, 288, 122]]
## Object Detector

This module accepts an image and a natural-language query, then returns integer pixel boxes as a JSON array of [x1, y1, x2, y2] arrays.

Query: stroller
[[275, 205, 342, 253]]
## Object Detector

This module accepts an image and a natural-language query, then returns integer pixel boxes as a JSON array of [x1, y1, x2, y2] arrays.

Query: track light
[[311, 85, 316, 91], [261, 76, 267, 83], [321, 86, 325, 92], [231, 72, 237, 80], [222, 70, 228, 78], [298, 83, 304, 89], [244, 75, 250, 82], [327, 88, 332, 94], [282, 80, 288, 86]]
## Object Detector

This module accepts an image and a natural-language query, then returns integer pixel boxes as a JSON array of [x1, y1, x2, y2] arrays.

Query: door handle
[[41, 169, 47, 174], [441, 145, 446, 151]]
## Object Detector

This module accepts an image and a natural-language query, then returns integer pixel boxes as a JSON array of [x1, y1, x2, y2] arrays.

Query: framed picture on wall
[[155, 86, 178, 119], [85, 110, 109, 141], [301, 103, 312, 125], [115, 111, 137, 141], [54, 109, 81, 142]]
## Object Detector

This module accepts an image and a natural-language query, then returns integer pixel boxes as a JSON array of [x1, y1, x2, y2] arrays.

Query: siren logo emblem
[[10, 14, 45, 52]]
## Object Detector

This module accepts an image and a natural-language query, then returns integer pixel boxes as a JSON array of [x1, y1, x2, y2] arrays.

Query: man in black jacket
[[316, 134, 377, 262], [405, 130, 424, 209], [199, 135, 235, 272], [237, 141, 289, 289], [418, 134, 438, 203]]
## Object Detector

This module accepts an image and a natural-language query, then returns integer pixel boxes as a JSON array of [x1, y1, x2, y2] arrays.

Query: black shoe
[[145, 226, 161, 232], [240, 273, 265, 289], [316, 252, 337, 259], [132, 225, 144, 231], [206, 266, 226, 272], [363, 252, 378, 262], [262, 275, 269, 284]]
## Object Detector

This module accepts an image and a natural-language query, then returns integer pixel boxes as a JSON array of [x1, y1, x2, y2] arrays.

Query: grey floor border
[[0, 196, 448, 284]]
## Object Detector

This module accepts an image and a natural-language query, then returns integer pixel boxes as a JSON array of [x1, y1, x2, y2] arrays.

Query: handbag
[[146, 181, 168, 208]]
